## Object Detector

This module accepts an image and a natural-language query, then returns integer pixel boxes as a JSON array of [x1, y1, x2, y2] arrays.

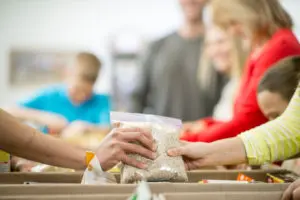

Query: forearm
[[201, 137, 247, 166], [0, 109, 86, 170], [6, 106, 47, 123], [238, 87, 300, 165], [239, 116, 300, 165]]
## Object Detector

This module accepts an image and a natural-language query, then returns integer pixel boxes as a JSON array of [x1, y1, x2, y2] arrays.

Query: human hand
[[180, 121, 206, 138], [282, 179, 300, 200], [168, 138, 248, 171], [95, 127, 156, 171], [168, 141, 211, 170]]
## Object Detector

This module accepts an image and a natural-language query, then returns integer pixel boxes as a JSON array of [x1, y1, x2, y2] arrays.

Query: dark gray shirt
[[130, 32, 226, 121]]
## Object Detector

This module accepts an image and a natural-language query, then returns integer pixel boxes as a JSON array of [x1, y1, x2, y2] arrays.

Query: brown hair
[[74, 52, 102, 84], [211, 0, 293, 42], [258, 56, 300, 101], [199, 27, 247, 90]]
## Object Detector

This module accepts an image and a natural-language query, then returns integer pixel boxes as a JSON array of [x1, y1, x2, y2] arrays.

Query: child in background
[[257, 56, 300, 121], [6, 52, 111, 135], [256, 56, 300, 173]]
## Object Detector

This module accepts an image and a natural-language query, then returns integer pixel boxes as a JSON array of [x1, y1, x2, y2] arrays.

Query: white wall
[[0, 0, 182, 106], [282, 0, 300, 39]]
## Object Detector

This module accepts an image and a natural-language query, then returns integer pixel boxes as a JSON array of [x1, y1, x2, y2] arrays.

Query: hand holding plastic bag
[[111, 112, 188, 184]]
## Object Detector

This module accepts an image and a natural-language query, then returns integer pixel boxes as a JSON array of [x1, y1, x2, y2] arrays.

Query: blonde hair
[[211, 0, 293, 41], [74, 52, 102, 84], [199, 29, 247, 90]]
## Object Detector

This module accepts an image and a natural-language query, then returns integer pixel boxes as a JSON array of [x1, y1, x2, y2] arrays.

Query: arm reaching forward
[[0, 109, 155, 171]]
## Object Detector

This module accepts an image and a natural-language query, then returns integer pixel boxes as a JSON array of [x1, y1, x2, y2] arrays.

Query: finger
[[115, 127, 152, 140], [293, 186, 300, 200], [180, 141, 190, 145], [281, 184, 293, 200], [168, 146, 187, 157], [282, 180, 300, 200], [120, 142, 156, 160], [112, 122, 121, 128], [120, 153, 146, 169], [185, 161, 198, 171], [120, 131, 155, 151]]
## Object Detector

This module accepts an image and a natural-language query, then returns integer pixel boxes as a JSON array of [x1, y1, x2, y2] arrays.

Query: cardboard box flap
[[0, 192, 283, 200], [0, 183, 289, 196], [0, 169, 292, 184], [164, 192, 283, 200]]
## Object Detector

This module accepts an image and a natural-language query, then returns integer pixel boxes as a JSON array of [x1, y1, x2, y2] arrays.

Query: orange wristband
[[85, 151, 95, 171]]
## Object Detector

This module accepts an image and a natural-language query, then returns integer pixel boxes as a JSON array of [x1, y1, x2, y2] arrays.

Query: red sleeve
[[180, 118, 224, 142], [202, 117, 223, 127], [195, 39, 300, 143]]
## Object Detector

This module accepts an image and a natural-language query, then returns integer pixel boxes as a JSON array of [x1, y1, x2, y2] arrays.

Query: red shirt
[[184, 29, 300, 143]]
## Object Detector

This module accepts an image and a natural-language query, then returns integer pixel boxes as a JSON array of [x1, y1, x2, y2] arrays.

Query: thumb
[[168, 146, 186, 157]]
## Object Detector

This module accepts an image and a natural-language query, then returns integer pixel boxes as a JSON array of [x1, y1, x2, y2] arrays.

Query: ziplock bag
[[81, 154, 117, 184], [111, 112, 188, 184]]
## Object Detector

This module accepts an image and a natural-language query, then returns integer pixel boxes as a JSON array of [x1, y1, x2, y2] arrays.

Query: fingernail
[[141, 163, 147, 169], [152, 144, 157, 151], [152, 153, 157, 159], [167, 150, 174, 156]]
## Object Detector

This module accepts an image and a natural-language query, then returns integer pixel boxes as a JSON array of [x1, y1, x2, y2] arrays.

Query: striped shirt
[[239, 85, 300, 165]]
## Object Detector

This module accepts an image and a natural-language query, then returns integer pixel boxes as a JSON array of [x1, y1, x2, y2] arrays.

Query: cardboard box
[[0, 183, 289, 196], [0, 169, 294, 184], [0, 192, 284, 200]]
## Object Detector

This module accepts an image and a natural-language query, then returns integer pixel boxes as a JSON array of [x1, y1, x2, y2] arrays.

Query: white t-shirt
[[212, 79, 238, 121]]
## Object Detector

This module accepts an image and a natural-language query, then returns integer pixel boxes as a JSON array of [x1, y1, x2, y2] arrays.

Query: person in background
[[257, 56, 300, 121], [257, 56, 300, 174], [0, 108, 155, 171], [130, 0, 226, 121], [181, 26, 247, 140], [167, 58, 300, 199], [185, 0, 300, 143], [6, 52, 111, 135]]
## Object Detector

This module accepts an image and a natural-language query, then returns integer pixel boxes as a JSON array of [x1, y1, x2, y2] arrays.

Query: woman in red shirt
[[182, 0, 300, 142]]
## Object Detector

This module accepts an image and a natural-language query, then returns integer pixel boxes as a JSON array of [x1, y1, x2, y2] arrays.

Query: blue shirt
[[20, 85, 111, 132]]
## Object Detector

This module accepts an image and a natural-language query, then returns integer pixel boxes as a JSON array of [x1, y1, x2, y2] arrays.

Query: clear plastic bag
[[111, 112, 188, 184], [81, 155, 117, 184]]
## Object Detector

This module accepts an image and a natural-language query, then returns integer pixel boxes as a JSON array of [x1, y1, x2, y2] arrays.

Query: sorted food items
[[30, 164, 75, 173], [199, 180, 249, 184], [266, 172, 298, 183], [0, 150, 10, 172], [237, 173, 255, 182], [111, 112, 188, 184]]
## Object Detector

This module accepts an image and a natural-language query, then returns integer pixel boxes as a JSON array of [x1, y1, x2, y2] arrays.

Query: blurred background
[[0, 0, 183, 107], [0, 0, 298, 107]]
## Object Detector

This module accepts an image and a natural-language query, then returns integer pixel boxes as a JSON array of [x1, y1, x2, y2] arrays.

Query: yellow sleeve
[[239, 85, 300, 165]]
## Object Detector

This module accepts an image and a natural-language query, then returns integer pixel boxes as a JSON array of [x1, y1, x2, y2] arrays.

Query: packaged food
[[111, 112, 188, 184], [30, 164, 75, 173], [0, 150, 10, 172], [237, 173, 255, 182], [199, 180, 249, 184], [266, 173, 285, 183], [266, 172, 298, 183]]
